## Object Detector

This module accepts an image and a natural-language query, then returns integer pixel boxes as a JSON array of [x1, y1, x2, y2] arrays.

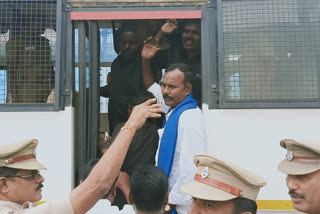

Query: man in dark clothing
[[103, 92, 163, 209], [100, 22, 163, 133], [100, 24, 146, 133], [167, 19, 202, 106]]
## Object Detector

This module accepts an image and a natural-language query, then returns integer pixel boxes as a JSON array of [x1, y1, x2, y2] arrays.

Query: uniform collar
[[0, 200, 37, 211]]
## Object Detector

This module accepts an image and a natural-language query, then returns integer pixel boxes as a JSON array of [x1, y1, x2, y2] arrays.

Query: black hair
[[233, 197, 257, 214], [0, 167, 19, 177], [129, 91, 154, 106], [166, 63, 194, 86], [130, 165, 168, 212], [183, 19, 201, 26], [119, 21, 137, 35], [129, 92, 164, 127]]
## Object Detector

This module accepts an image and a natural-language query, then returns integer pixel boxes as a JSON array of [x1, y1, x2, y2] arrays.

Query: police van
[[0, 0, 319, 213]]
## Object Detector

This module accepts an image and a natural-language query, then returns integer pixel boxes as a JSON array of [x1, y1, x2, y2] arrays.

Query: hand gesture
[[124, 98, 162, 131], [141, 37, 160, 60], [160, 19, 178, 34]]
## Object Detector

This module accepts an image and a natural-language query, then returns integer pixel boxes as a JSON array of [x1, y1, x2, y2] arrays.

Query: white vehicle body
[[0, 108, 75, 202], [203, 106, 320, 213], [0, 1, 318, 214], [0, 106, 315, 214]]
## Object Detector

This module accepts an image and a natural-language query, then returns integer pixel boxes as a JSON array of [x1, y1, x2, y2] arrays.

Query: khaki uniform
[[0, 196, 73, 214]]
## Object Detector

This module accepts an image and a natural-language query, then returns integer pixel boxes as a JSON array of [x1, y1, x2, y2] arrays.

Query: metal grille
[[221, 0, 320, 105], [74, 28, 117, 112], [0, 1, 56, 104]]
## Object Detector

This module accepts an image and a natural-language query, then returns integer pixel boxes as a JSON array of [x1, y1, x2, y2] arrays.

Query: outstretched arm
[[70, 99, 162, 214], [141, 37, 160, 89]]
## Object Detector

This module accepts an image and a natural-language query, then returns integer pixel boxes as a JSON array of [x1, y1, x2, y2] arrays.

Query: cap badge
[[2, 159, 9, 166], [201, 167, 209, 179], [286, 151, 294, 161]]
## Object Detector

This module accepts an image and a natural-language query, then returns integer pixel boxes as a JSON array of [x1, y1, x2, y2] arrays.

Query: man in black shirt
[[100, 23, 146, 133], [168, 19, 202, 106]]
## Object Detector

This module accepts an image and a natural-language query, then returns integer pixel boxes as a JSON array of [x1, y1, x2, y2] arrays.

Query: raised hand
[[142, 37, 160, 60], [160, 19, 178, 34], [124, 98, 162, 131]]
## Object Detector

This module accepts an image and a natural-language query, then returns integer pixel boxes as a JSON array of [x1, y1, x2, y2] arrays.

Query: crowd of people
[[1, 129, 319, 214], [0, 19, 320, 214]]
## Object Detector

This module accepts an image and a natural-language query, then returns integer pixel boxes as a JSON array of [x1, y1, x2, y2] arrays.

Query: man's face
[[161, 68, 191, 108], [188, 198, 235, 214], [5, 170, 44, 204], [119, 32, 139, 59], [182, 23, 201, 53], [286, 170, 320, 214]]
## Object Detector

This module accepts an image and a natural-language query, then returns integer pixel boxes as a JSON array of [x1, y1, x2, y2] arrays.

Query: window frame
[[69, 4, 205, 179], [215, 0, 320, 109], [0, 0, 66, 111]]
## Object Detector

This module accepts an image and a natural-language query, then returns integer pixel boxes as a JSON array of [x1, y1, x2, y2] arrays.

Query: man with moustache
[[278, 139, 320, 214], [0, 99, 162, 214], [142, 43, 207, 214]]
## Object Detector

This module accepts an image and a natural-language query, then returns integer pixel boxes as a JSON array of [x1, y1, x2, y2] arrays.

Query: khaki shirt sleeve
[[16, 196, 74, 214]]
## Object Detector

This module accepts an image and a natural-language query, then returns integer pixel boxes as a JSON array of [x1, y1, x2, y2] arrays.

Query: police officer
[[278, 139, 320, 214], [0, 99, 162, 214], [181, 154, 266, 214]]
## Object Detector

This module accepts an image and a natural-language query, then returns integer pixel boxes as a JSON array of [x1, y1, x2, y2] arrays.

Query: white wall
[[202, 107, 320, 200], [0, 107, 74, 201]]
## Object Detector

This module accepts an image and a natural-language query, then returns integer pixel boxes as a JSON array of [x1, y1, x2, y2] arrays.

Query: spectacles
[[6, 171, 41, 180]]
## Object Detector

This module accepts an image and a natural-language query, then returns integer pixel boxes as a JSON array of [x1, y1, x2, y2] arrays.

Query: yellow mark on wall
[[257, 200, 294, 210]]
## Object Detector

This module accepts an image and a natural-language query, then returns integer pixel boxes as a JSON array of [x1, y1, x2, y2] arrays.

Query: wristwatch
[[165, 204, 172, 212]]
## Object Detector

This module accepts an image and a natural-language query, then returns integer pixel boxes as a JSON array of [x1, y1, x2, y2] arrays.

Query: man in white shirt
[[142, 40, 206, 214]]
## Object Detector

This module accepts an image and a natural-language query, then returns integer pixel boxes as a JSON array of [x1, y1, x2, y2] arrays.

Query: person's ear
[[0, 177, 9, 193], [185, 82, 192, 94]]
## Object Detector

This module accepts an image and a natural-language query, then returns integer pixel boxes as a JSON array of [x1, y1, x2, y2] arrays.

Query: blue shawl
[[157, 93, 197, 176], [157, 93, 197, 214]]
